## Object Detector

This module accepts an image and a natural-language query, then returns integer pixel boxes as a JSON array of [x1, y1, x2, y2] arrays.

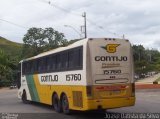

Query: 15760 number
[[66, 74, 81, 81]]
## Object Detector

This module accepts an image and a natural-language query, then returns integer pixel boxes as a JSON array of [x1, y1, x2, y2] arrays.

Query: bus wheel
[[22, 90, 29, 104], [52, 94, 61, 113], [61, 94, 70, 114]]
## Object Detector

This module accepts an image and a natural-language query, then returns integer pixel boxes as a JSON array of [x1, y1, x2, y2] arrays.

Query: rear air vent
[[72, 91, 83, 107], [105, 38, 117, 41]]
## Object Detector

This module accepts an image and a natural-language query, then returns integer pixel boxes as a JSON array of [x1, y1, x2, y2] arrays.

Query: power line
[[37, 0, 123, 38], [0, 18, 28, 29], [37, 0, 81, 16], [86, 19, 123, 38]]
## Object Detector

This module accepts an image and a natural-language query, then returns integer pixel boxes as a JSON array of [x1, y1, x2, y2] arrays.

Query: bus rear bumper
[[86, 96, 135, 110]]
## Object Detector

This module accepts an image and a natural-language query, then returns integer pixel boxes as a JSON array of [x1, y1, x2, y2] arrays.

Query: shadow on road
[[22, 101, 121, 119]]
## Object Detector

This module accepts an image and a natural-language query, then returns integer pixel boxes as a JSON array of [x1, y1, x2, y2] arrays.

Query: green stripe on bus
[[26, 75, 40, 102]]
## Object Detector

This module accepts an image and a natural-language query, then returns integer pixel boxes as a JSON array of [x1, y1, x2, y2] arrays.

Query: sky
[[0, 0, 160, 50]]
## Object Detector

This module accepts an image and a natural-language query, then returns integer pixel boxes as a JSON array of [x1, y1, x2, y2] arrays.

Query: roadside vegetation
[[0, 49, 18, 87], [0, 27, 160, 87], [0, 27, 78, 87], [133, 45, 160, 79]]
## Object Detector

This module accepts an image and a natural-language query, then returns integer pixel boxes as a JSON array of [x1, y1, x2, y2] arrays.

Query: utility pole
[[122, 34, 125, 39], [82, 12, 87, 38]]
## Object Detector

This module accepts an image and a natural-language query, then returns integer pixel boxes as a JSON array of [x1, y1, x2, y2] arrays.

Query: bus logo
[[101, 44, 120, 53]]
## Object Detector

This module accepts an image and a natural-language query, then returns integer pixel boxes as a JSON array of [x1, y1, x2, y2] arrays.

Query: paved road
[[0, 88, 160, 119]]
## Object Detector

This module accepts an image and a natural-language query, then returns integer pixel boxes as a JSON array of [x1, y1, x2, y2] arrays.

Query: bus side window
[[30, 60, 34, 74], [46, 56, 50, 72], [26, 61, 30, 74], [38, 58, 46, 73], [57, 54, 61, 71], [46, 55, 55, 72], [42, 57, 47, 73], [79, 47, 83, 67], [74, 47, 83, 68], [34, 59, 38, 74], [68, 50, 74, 69], [38, 59, 41, 73], [52, 55, 56, 71], [61, 52, 68, 70], [65, 52, 69, 69], [68, 47, 83, 70]]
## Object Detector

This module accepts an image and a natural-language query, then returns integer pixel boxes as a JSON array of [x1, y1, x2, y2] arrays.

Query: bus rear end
[[86, 38, 135, 110]]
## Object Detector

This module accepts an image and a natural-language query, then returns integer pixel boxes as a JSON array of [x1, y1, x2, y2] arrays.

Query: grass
[[0, 36, 22, 56], [0, 36, 22, 46]]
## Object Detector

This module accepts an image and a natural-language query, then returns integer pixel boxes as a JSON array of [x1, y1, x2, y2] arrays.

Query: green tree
[[0, 50, 15, 87], [132, 45, 160, 75], [22, 27, 68, 58], [132, 45, 146, 61]]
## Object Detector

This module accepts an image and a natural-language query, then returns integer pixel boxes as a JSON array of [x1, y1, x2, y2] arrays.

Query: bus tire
[[61, 94, 70, 114], [52, 94, 62, 113], [22, 90, 29, 104]]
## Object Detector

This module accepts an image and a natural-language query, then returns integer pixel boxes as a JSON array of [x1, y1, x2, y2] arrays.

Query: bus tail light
[[131, 83, 135, 96], [86, 86, 92, 97]]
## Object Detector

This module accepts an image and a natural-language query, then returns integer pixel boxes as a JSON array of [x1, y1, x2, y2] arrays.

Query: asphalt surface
[[0, 88, 160, 119]]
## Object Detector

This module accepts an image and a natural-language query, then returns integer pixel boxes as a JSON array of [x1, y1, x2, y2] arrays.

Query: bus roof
[[20, 38, 129, 62], [21, 38, 88, 62]]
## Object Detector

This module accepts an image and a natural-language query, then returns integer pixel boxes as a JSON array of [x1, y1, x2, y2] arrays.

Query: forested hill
[[0, 36, 22, 56]]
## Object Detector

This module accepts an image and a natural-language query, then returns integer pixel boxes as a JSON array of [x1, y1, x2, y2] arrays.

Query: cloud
[[0, 0, 160, 50]]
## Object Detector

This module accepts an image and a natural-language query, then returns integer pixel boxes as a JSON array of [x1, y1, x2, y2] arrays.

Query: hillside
[[0, 36, 22, 56]]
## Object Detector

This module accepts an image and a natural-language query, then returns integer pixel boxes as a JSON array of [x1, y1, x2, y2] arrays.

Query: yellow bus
[[17, 38, 135, 114]]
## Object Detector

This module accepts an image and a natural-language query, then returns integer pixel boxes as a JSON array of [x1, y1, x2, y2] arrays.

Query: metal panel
[[72, 91, 83, 107]]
